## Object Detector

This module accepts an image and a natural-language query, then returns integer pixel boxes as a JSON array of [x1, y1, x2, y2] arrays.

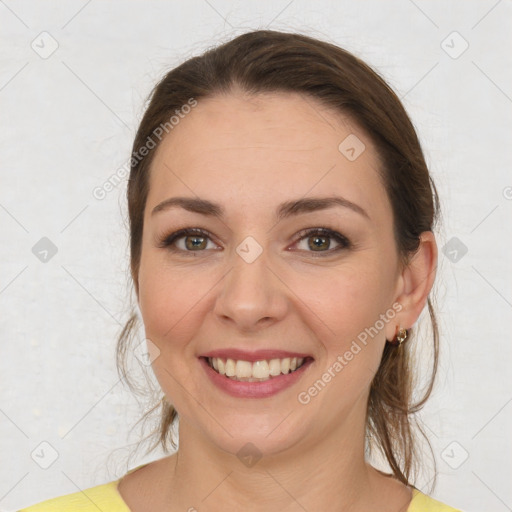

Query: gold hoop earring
[[389, 327, 408, 347]]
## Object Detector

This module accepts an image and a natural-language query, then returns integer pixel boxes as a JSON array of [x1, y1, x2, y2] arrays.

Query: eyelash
[[158, 227, 352, 256]]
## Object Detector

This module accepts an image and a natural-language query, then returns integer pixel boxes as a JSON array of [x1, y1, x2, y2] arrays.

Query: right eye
[[158, 228, 221, 253]]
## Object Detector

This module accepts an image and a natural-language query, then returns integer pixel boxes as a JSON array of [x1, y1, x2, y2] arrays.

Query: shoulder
[[17, 480, 130, 512], [408, 488, 463, 512]]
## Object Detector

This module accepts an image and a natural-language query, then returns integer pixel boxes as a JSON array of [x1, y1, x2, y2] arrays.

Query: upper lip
[[200, 349, 313, 362]]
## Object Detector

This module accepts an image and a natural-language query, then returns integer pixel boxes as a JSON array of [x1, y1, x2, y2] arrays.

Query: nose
[[213, 247, 288, 333]]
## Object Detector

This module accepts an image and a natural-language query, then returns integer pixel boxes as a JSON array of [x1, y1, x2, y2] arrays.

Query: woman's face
[[137, 91, 406, 458]]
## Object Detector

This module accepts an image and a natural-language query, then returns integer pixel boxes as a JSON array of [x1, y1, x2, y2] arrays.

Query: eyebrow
[[151, 195, 370, 221]]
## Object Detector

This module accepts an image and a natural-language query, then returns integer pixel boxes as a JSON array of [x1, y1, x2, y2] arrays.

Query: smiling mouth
[[204, 356, 311, 382]]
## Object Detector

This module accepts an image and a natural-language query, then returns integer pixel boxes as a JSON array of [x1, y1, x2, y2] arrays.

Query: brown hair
[[116, 29, 440, 488]]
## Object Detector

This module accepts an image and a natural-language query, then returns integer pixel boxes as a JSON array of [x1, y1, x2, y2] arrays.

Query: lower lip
[[199, 357, 313, 399]]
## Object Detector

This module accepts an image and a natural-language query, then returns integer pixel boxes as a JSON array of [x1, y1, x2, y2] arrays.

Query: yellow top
[[19, 464, 462, 511]]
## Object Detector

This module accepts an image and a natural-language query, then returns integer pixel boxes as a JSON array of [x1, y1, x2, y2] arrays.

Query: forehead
[[146, 91, 389, 219]]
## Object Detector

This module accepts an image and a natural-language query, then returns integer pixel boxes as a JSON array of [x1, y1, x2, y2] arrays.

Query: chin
[[186, 409, 311, 461]]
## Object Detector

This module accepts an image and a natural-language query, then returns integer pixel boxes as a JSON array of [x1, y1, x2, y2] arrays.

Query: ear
[[385, 231, 437, 340]]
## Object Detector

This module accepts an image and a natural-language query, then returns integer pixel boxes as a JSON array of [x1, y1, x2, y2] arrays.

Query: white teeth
[[252, 360, 269, 379], [269, 359, 281, 376], [207, 356, 306, 381], [225, 358, 236, 377], [235, 360, 253, 378]]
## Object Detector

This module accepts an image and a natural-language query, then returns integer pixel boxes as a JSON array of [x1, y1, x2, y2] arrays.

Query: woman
[[20, 29, 462, 511]]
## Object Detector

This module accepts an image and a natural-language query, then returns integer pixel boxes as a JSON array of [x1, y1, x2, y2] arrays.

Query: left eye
[[293, 228, 351, 254]]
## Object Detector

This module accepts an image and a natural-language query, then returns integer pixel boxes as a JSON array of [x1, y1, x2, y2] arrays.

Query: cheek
[[298, 257, 395, 372], [138, 253, 208, 351], [303, 261, 392, 333], [138, 257, 210, 406]]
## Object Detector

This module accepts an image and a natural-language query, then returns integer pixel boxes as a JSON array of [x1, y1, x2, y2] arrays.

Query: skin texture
[[118, 90, 437, 511]]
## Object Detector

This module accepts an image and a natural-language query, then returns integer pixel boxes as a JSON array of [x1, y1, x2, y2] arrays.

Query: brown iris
[[308, 235, 330, 251], [185, 235, 207, 250]]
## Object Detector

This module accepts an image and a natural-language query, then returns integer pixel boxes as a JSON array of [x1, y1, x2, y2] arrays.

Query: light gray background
[[1, 1, 511, 511]]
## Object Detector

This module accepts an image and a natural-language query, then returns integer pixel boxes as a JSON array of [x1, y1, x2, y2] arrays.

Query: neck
[[163, 407, 395, 511]]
